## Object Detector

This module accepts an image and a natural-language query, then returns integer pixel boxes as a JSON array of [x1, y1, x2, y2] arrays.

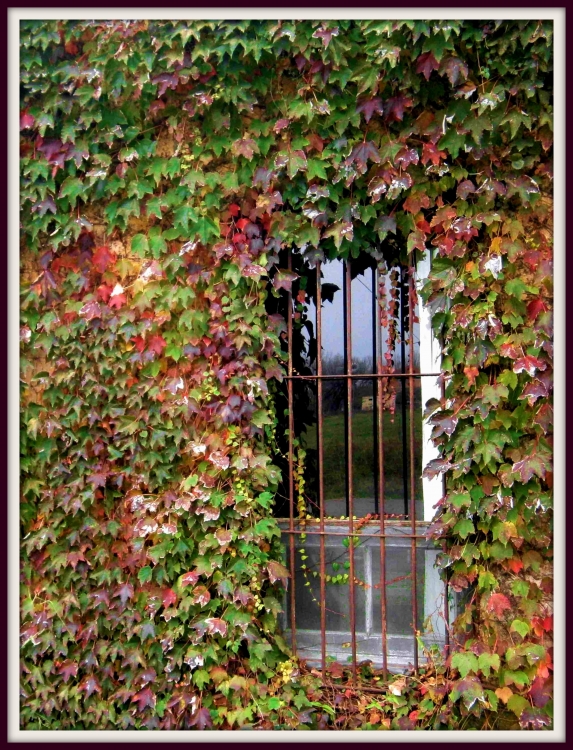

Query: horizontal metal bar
[[284, 372, 441, 380], [278, 528, 433, 540]]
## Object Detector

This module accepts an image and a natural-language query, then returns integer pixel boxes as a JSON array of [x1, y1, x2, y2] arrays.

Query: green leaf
[[505, 278, 528, 300], [507, 694, 530, 717], [477, 652, 500, 677], [510, 619, 530, 638], [251, 409, 273, 428], [131, 234, 149, 257], [451, 652, 478, 678], [137, 566, 153, 584], [453, 518, 474, 539], [194, 216, 220, 244]]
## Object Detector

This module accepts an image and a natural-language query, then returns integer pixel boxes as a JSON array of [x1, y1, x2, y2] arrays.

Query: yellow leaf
[[495, 686, 513, 704], [490, 237, 503, 254]]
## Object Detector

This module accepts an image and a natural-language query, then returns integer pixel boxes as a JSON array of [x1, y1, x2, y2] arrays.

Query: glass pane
[[319, 259, 344, 373]]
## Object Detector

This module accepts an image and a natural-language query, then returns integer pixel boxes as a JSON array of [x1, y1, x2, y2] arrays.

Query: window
[[271, 248, 454, 677]]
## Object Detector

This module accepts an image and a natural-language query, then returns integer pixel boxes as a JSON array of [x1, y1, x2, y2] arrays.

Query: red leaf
[[441, 56, 469, 86], [208, 450, 230, 470], [507, 558, 523, 574], [415, 51, 440, 80], [384, 95, 413, 122], [273, 118, 290, 132], [487, 593, 512, 617], [181, 570, 200, 587], [109, 292, 126, 309], [205, 617, 227, 636], [131, 687, 156, 711], [132, 335, 146, 353], [78, 676, 101, 697], [79, 300, 102, 321], [456, 180, 476, 200], [529, 676, 552, 708], [267, 560, 291, 586], [527, 297, 549, 321], [422, 142, 447, 166], [147, 335, 167, 356], [308, 133, 324, 152], [272, 269, 299, 292], [96, 284, 113, 302], [235, 218, 249, 231], [513, 355, 547, 377], [344, 141, 381, 172], [114, 582, 134, 606], [356, 97, 383, 123], [189, 707, 213, 730], [395, 147, 419, 168], [162, 588, 177, 608], [58, 660, 78, 682], [312, 25, 339, 48], [92, 245, 115, 273], [21, 110, 35, 129]]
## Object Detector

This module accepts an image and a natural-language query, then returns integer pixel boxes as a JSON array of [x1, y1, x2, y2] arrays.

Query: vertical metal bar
[[343, 259, 357, 681], [287, 249, 296, 654], [372, 267, 379, 516], [408, 265, 419, 672], [399, 266, 409, 516], [375, 265, 388, 679], [316, 262, 327, 677], [438, 317, 450, 659]]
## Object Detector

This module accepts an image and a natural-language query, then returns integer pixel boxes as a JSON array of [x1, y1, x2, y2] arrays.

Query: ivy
[[20, 19, 552, 731]]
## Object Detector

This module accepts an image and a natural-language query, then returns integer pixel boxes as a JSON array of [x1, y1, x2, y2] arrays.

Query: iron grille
[[276, 249, 451, 681]]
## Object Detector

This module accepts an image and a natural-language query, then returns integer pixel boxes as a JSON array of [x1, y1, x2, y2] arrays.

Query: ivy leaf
[[232, 138, 259, 160], [267, 560, 290, 586], [58, 660, 78, 682], [415, 51, 439, 80], [510, 619, 530, 638], [478, 652, 500, 677], [344, 141, 380, 173], [114, 582, 134, 606], [487, 592, 512, 617], [453, 518, 474, 539], [137, 566, 152, 584], [131, 687, 156, 711], [456, 180, 476, 200], [356, 97, 383, 123], [92, 246, 115, 273], [440, 56, 469, 86], [512, 453, 548, 483], [272, 269, 299, 292], [195, 217, 220, 244], [324, 221, 353, 249], [78, 676, 101, 698], [513, 355, 547, 377], [312, 25, 339, 48], [451, 652, 478, 679], [59, 176, 85, 206], [384, 95, 413, 122], [189, 707, 213, 730]]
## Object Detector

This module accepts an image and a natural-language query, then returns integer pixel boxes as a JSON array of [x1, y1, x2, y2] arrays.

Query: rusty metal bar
[[408, 265, 419, 672], [280, 527, 431, 539], [399, 265, 409, 517], [372, 267, 379, 518], [316, 262, 327, 677], [343, 259, 357, 681], [375, 264, 389, 679], [284, 372, 440, 381], [287, 248, 296, 653]]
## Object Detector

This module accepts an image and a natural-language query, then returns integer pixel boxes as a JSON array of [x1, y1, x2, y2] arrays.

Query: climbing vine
[[20, 19, 552, 730]]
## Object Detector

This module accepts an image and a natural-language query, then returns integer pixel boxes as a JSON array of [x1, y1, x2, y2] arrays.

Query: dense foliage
[[20, 19, 553, 730]]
